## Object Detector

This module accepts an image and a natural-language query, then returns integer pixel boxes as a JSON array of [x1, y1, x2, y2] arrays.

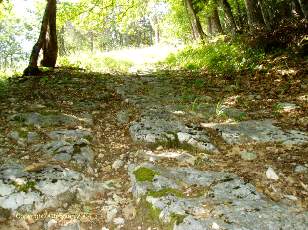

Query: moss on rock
[[133, 167, 159, 182], [147, 188, 184, 198]]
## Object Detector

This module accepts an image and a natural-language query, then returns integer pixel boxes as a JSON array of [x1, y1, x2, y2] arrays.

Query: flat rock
[[142, 150, 197, 165], [275, 102, 299, 111], [38, 139, 94, 166], [204, 119, 307, 145], [8, 130, 39, 145], [294, 165, 308, 173], [48, 129, 92, 141], [9, 112, 78, 128], [128, 163, 308, 230], [240, 151, 257, 161], [0, 163, 113, 214], [116, 110, 130, 124], [129, 110, 217, 152]]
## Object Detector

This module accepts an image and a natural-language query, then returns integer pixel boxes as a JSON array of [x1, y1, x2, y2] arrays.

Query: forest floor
[[0, 52, 307, 230]]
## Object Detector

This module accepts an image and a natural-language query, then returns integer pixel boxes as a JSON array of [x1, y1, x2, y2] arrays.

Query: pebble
[[123, 203, 136, 220], [47, 219, 57, 230], [240, 151, 257, 161], [294, 165, 308, 173], [112, 160, 124, 170], [156, 145, 164, 151], [266, 167, 279, 180], [113, 217, 125, 225]]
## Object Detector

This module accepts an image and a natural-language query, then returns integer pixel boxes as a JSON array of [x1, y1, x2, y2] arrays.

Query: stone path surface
[[0, 71, 307, 230]]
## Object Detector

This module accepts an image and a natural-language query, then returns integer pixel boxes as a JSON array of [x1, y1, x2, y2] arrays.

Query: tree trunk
[[244, 0, 265, 29], [292, 0, 305, 18], [155, 24, 160, 44], [185, 0, 206, 40], [24, 0, 57, 75], [234, 0, 244, 30], [258, 0, 272, 30], [58, 26, 66, 56], [184, 0, 197, 40], [298, 0, 308, 18], [212, 7, 223, 34], [219, 0, 237, 33], [207, 16, 213, 34], [41, 0, 58, 67]]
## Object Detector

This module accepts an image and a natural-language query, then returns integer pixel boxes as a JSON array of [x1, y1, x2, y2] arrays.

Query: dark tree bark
[[23, 0, 58, 76], [298, 0, 308, 18], [41, 0, 58, 67], [219, 0, 237, 33], [185, 0, 206, 40], [212, 7, 223, 34], [207, 16, 213, 34], [244, 0, 265, 29], [258, 0, 272, 30]]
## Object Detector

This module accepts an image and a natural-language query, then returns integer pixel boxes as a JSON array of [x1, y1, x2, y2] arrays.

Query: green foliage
[[58, 52, 134, 73], [0, 73, 9, 98], [133, 167, 159, 182], [163, 38, 265, 76]]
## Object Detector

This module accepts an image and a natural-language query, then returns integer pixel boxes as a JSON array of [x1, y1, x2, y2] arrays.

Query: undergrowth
[[162, 37, 265, 77], [58, 52, 134, 73]]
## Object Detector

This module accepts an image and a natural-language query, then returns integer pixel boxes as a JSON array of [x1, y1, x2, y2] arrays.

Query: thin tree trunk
[[41, 0, 58, 67], [58, 26, 66, 56], [185, 0, 206, 40], [24, 0, 51, 75], [219, 0, 237, 33]]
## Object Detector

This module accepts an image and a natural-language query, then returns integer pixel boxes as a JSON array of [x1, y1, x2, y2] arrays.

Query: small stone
[[255, 95, 262, 100], [284, 195, 298, 201], [86, 167, 94, 175], [105, 206, 118, 222], [156, 145, 164, 151], [21, 155, 30, 160], [294, 165, 308, 173], [101, 227, 109, 230], [113, 217, 125, 225], [202, 96, 213, 102], [116, 110, 130, 124], [59, 222, 80, 230], [47, 219, 57, 230], [123, 204, 136, 220], [275, 102, 299, 111], [112, 160, 124, 170], [212, 222, 220, 229], [266, 167, 279, 180], [104, 165, 112, 172], [240, 151, 257, 161]]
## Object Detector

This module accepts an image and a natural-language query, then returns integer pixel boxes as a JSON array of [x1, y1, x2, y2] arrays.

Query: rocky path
[[0, 69, 307, 230]]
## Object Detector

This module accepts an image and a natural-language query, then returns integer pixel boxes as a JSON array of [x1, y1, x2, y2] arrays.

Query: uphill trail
[[0, 56, 307, 230]]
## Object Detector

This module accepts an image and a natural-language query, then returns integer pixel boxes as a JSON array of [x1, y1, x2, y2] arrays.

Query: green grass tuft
[[162, 39, 264, 76]]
